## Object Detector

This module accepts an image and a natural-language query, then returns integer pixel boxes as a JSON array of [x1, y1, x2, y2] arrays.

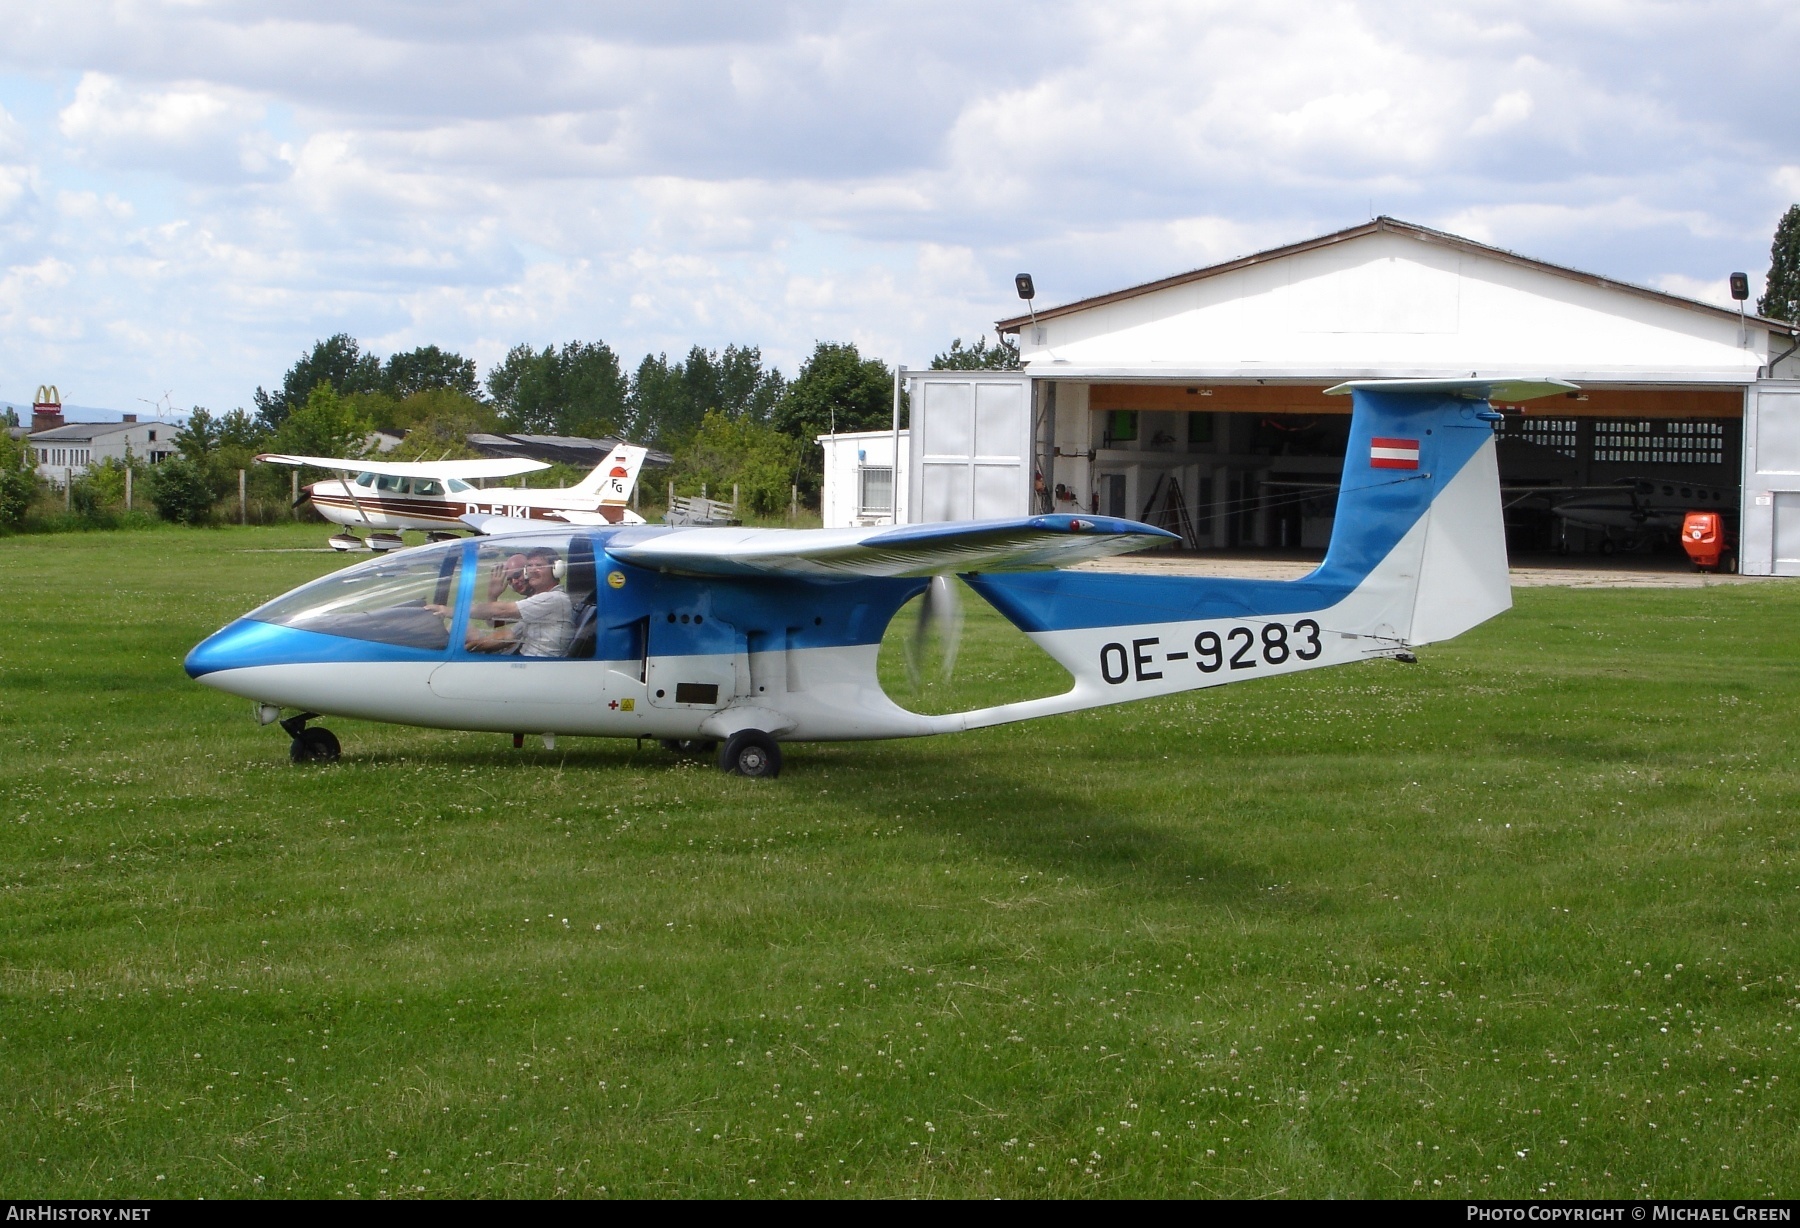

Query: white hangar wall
[[873, 219, 1800, 572], [1017, 227, 1769, 385]]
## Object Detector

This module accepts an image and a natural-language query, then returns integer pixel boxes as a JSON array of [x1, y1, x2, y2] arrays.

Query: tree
[[628, 352, 690, 445], [384, 389, 501, 461], [669, 410, 803, 517], [713, 345, 787, 423], [773, 342, 894, 440], [486, 341, 629, 437], [384, 345, 480, 400], [216, 408, 265, 454], [146, 455, 216, 524], [0, 427, 37, 527], [626, 345, 787, 448], [175, 406, 271, 503], [174, 408, 223, 460], [771, 342, 894, 504], [930, 334, 1020, 370], [272, 383, 373, 459], [1762, 204, 1800, 323], [255, 334, 384, 431]]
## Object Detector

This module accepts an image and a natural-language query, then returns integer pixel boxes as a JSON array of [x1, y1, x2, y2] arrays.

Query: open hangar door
[[1055, 382, 1745, 561]]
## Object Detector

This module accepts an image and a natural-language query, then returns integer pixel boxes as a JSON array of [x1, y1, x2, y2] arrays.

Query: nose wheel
[[718, 730, 781, 778], [280, 712, 341, 764]]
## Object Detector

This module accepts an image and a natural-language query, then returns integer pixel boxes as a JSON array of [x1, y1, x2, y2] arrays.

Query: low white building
[[859, 217, 1800, 572], [817, 428, 911, 527], [28, 415, 180, 485]]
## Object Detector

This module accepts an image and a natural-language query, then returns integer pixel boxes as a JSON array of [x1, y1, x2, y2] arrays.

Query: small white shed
[[817, 428, 911, 527]]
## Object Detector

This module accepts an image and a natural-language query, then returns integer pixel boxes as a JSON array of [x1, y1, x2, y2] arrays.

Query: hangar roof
[[995, 217, 1797, 386]]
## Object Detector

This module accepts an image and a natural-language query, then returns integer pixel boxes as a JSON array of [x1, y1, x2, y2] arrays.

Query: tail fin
[[961, 379, 1570, 706], [571, 444, 648, 503], [1307, 381, 1513, 647]]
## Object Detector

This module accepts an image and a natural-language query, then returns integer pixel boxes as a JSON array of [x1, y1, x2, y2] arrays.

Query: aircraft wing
[[256, 454, 551, 479], [596, 515, 1177, 578]]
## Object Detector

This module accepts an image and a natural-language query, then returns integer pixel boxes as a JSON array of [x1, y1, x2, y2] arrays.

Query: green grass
[[2, 524, 1797, 1199]]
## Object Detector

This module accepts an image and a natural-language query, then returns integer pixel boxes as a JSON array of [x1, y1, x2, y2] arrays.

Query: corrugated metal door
[[907, 372, 1032, 523], [1741, 381, 1800, 575]]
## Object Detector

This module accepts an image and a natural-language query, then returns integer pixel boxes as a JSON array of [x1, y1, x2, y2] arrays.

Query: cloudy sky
[[1, 0, 1796, 413]]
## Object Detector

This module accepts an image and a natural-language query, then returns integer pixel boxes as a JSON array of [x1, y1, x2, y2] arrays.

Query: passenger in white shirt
[[430, 547, 573, 657]]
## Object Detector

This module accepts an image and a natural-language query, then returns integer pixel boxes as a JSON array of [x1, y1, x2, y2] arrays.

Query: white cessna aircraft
[[259, 444, 651, 549], [192, 379, 1568, 778]]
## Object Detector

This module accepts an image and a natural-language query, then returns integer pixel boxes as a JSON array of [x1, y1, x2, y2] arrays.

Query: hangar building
[[823, 218, 1800, 575]]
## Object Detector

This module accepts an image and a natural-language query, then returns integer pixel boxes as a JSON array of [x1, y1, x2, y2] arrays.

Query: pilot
[[431, 546, 573, 657]]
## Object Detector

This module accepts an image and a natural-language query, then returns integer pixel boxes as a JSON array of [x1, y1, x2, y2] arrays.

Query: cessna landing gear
[[719, 730, 781, 778], [280, 712, 340, 764]]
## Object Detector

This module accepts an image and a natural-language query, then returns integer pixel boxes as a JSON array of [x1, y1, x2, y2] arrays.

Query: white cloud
[[0, 0, 1789, 408], [58, 73, 285, 181], [1470, 89, 1534, 135]]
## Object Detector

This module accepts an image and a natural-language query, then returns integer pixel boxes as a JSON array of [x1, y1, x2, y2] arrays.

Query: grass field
[[3, 523, 1798, 1199]]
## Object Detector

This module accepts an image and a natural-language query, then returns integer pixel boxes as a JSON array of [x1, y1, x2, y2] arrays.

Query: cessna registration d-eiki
[[259, 444, 651, 549], [190, 379, 1570, 777]]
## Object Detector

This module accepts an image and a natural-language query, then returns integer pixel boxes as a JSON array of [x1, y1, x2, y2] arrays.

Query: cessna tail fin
[[571, 444, 649, 503]]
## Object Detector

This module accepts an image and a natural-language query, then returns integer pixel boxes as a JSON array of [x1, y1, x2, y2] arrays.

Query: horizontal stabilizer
[[606, 515, 1176, 578], [1323, 377, 1578, 402], [258, 454, 550, 479]]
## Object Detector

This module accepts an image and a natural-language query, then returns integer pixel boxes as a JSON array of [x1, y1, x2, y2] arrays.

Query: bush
[[670, 411, 802, 517], [272, 383, 373, 459], [147, 456, 217, 525], [0, 431, 37, 528]]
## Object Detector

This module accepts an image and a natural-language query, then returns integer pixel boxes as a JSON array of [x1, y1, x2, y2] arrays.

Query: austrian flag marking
[[1369, 437, 1420, 470]]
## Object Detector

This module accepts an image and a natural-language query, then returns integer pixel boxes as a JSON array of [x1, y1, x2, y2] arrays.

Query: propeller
[[904, 574, 964, 690]]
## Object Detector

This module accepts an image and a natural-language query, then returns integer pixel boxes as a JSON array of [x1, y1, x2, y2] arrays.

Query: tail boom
[[941, 383, 1525, 730]]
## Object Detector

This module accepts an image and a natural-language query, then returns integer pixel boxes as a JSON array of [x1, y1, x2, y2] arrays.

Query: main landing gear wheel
[[660, 738, 718, 757], [290, 727, 341, 764], [719, 730, 781, 779]]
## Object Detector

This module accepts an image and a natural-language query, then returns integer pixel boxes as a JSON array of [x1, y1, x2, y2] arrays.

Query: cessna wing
[[256, 454, 550, 480], [457, 514, 1177, 577]]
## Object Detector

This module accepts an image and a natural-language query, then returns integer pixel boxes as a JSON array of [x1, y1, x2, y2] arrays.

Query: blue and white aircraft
[[185, 378, 1572, 777]]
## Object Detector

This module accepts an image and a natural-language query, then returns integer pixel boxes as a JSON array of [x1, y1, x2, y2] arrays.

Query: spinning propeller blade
[[905, 575, 964, 689]]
